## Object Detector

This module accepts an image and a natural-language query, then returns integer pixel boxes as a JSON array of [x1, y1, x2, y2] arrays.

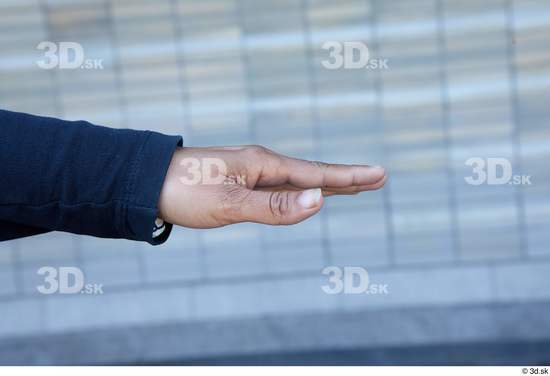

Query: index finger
[[278, 155, 386, 189]]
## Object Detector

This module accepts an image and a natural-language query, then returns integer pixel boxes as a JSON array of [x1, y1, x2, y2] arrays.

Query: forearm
[[0, 109, 182, 244]]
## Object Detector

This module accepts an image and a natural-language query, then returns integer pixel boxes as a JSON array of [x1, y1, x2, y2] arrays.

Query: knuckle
[[245, 145, 270, 157], [310, 160, 329, 170], [310, 160, 329, 185], [269, 191, 291, 221], [218, 185, 250, 223]]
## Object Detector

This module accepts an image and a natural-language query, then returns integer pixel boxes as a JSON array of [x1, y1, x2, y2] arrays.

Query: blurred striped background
[[0, 0, 549, 365]]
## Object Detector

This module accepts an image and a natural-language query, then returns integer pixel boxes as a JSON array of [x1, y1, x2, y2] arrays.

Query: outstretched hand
[[158, 145, 386, 228]]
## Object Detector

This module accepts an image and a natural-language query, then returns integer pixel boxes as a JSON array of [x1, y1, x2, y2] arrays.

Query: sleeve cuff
[[123, 131, 183, 245]]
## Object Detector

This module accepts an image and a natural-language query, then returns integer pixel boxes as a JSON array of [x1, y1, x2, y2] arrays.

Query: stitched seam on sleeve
[[0, 200, 156, 210], [124, 131, 151, 205]]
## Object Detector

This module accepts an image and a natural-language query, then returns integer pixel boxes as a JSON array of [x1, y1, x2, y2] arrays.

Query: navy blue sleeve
[[0, 109, 183, 245]]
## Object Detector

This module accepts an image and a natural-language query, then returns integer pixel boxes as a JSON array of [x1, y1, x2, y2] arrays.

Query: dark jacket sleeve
[[0, 109, 183, 245]]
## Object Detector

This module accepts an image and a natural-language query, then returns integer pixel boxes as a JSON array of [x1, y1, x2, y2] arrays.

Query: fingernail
[[298, 188, 322, 209], [372, 165, 386, 174]]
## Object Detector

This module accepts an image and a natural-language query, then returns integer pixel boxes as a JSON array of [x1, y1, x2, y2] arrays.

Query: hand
[[158, 145, 386, 228]]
